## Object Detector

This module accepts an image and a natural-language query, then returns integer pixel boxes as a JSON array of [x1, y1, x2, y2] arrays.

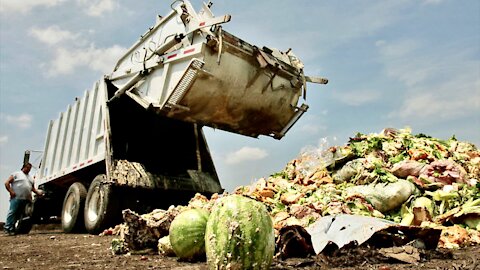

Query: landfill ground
[[0, 224, 478, 270]]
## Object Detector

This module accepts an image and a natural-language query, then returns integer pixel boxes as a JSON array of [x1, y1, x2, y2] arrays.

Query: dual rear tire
[[61, 174, 119, 234], [61, 182, 87, 233], [84, 174, 119, 234]]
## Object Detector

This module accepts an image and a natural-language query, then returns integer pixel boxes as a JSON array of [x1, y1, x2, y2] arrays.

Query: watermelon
[[205, 194, 275, 270], [169, 208, 209, 260]]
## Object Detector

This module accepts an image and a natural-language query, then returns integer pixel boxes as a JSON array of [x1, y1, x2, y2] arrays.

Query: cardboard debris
[[275, 214, 441, 263], [306, 215, 396, 253], [379, 245, 421, 264]]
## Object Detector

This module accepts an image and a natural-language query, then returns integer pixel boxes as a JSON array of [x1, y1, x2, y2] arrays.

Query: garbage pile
[[107, 194, 216, 255], [108, 128, 479, 260], [235, 128, 479, 244]]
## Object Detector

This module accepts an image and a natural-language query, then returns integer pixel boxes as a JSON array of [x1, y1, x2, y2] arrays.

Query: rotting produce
[[107, 128, 479, 267], [205, 195, 275, 270], [169, 208, 209, 261], [15, 0, 327, 235]]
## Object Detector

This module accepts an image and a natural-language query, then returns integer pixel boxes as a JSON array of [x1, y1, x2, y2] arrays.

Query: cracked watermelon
[[169, 208, 209, 260], [205, 194, 275, 270]]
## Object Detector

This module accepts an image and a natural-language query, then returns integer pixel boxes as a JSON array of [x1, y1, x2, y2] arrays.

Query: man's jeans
[[4, 198, 28, 232]]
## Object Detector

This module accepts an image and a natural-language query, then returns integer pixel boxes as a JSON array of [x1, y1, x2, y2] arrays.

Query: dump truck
[[20, 1, 327, 234]]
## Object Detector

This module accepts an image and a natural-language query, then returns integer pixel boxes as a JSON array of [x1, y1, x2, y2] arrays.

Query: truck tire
[[15, 201, 34, 234], [61, 182, 87, 233], [84, 174, 119, 234]]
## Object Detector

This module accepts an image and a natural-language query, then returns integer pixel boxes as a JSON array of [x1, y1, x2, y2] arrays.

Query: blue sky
[[0, 0, 479, 221]]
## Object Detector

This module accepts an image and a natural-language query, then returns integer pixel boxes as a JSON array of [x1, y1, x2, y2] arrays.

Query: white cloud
[[0, 135, 8, 145], [333, 89, 381, 106], [0, 113, 33, 129], [376, 39, 430, 87], [389, 74, 480, 120], [378, 40, 480, 121], [29, 26, 78, 46], [289, 2, 408, 57], [77, 0, 115, 17], [0, 0, 116, 16], [319, 109, 328, 116], [46, 45, 127, 76], [422, 0, 444, 5], [0, 0, 64, 13], [27, 24, 126, 76], [298, 124, 322, 135], [376, 39, 418, 60], [297, 114, 328, 135], [225, 147, 268, 165]]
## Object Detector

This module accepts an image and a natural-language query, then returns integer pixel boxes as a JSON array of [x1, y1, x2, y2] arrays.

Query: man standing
[[4, 163, 43, 235]]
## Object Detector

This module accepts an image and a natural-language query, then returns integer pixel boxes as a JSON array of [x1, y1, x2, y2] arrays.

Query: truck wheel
[[15, 201, 34, 234], [84, 174, 119, 234], [62, 182, 87, 233]]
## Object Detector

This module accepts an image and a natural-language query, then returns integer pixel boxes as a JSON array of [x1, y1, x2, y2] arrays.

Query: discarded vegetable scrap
[[108, 128, 479, 259]]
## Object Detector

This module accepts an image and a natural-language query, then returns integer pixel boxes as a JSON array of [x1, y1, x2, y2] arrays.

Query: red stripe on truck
[[184, 48, 195, 54]]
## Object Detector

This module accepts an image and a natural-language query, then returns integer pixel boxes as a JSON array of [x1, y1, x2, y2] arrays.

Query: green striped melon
[[205, 194, 275, 270], [169, 208, 209, 260]]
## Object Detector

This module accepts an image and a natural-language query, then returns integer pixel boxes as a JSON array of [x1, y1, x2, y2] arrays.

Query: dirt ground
[[0, 224, 479, 270]]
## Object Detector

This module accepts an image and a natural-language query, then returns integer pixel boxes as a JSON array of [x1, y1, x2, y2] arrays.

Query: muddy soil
[[0, 224, 479, 270]]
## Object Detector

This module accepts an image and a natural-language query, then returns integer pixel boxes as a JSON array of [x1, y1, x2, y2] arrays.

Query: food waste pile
[[105, 128, 480, 267]]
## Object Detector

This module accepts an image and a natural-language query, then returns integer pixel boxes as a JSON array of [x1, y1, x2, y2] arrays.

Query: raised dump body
[[26, 0, 326, 235], [108, 1, 326, 139]]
